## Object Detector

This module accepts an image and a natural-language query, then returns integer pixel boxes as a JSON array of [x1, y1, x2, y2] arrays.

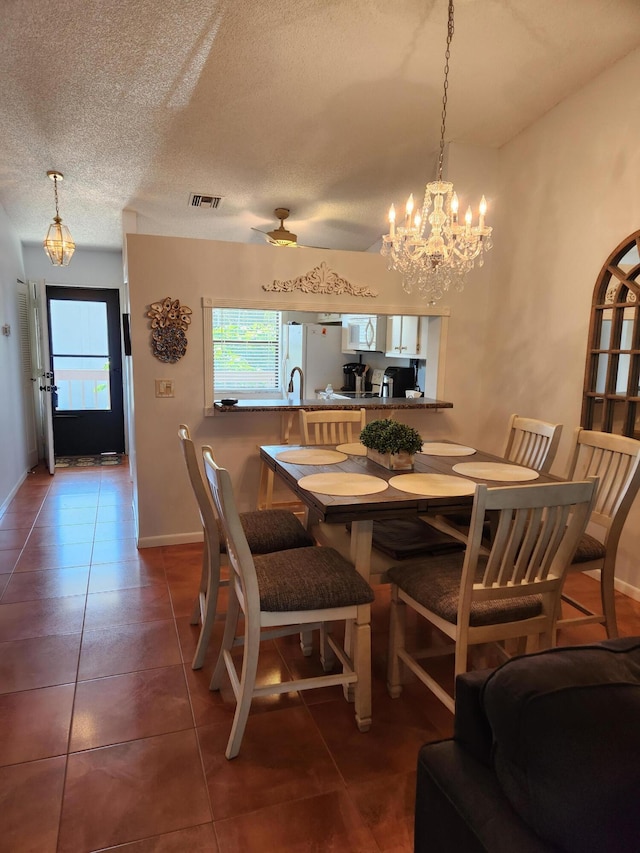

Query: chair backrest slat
[[300, 408, 366, 446], [503, 414, 563, 473], [202, 448, 261, 613], [178, 424, 220, 555]]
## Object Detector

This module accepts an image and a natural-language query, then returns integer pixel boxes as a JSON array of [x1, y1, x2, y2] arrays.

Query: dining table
[[258, 440, 562, 584]]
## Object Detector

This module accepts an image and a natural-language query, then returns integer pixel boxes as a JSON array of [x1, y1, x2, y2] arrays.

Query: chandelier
[[43, 171, 75, 266], [380, 0, 492, 301]]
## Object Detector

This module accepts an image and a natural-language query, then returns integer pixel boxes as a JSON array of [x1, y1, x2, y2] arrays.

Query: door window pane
[[49, 300, 111, 411], [52, 356, 111, 411]]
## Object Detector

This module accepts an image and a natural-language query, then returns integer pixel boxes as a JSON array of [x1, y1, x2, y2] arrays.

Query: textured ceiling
[[2, 0, 640, 254]]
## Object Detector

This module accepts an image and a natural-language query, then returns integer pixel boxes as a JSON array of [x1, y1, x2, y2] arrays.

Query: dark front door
[[46, 286, 125, 456]]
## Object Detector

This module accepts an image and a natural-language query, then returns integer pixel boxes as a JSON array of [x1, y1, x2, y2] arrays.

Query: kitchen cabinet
[[385, 315, 424, 357], [341, 314, 387, 353]]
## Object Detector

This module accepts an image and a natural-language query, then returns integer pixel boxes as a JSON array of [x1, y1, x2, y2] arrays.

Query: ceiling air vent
[[188, 193, 223, 209]]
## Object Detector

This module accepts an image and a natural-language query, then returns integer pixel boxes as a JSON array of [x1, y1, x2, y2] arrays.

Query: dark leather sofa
[[415, 637, 640, 852]]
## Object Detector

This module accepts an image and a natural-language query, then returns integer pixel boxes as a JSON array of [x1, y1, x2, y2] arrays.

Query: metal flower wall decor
[[146, 297, 192, 363]]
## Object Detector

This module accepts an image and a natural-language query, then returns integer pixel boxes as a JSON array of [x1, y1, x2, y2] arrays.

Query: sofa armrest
[[416, 741, 558, 853], [454, 668, 494, 766]]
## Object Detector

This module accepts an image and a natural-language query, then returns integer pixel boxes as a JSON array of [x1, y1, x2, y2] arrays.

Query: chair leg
[[299, 630, 313, 657], [352, 605, 372, 732], [225, 620, 261, 760], [192, 537, 220, 670], [601, 557, 619, 639], [454, 634, 469, 683], [257, 463, 274, 510], [210, 585, 240, 691], [387, 585, 406, 699], [190, 538, 210, 626], [320, 623, 336, 672]]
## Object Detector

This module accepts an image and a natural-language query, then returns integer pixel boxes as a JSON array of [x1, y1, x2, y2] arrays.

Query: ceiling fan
[[251, 208, 327, 249]]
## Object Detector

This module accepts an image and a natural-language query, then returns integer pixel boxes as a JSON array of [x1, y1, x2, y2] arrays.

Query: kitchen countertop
[[213, 396, 453, 412]]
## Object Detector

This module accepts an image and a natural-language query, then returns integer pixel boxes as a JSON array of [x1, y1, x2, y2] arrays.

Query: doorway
[[45, 286, 125, 456]]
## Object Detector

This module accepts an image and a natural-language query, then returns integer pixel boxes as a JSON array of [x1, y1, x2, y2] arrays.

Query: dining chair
[[502, 413, 563, 473], [178, 424, 315, 668], [387, 477, 597, 713], [299, 408, 366, 446], [203, 448, 374, 759], [557, 428, 640, 638], [428, 413, 564, 539]]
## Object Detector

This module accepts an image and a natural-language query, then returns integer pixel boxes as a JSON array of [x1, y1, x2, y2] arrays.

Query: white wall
[[23, 245, 123, 288], [0, 205, 28, 511], [478, 46, 640, 597]]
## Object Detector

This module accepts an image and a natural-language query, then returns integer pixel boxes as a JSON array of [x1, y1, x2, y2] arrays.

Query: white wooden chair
[[502, 414, 563, 473], [387, 478, 597, 713], [178, 425, 314, 668], [203, 448, 374, 759], [428, 413, 563, 539], [557, 428, 640, 638], [299, 408, 366, 446]]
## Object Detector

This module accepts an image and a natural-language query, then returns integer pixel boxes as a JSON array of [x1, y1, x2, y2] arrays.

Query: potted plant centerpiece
[[359, 418, 423, 470]]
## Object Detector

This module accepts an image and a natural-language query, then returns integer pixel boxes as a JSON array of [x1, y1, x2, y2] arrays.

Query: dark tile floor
[[0, 462, 639, 851]]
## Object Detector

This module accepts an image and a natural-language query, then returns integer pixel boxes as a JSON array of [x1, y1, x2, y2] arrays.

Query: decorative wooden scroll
[[146, 297, 192, 363], [263, 261, 378, 297]]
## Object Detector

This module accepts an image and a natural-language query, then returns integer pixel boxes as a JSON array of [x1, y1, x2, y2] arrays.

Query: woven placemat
[[452, 462, 539, 482], [335, 442, 367, 456], [276, 448, 347, 465], [298, 473, 388, 496], [420, 442, 476, 456], [389, 473, 477, 497]]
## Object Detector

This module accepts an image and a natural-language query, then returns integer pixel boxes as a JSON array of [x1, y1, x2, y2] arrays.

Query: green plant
[[359, 419, 423, 455]]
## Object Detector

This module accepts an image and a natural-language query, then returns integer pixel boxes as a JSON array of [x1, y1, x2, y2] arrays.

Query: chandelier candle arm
[[380, 0, 493, 301]]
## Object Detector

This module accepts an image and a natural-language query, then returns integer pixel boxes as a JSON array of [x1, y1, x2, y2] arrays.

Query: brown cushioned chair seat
[[388, 553, 542, 627], [570, 532, 606, 564], [217, 510, 314, 554], [255, 546, 374, 612]]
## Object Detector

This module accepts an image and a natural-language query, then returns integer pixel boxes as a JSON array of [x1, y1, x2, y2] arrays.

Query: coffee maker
[[383, 366, 416, 398], [342, 362, 369, 392]]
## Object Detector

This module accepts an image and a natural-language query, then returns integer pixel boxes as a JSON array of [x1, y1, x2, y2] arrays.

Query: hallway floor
[[1, 463, 639, 852]]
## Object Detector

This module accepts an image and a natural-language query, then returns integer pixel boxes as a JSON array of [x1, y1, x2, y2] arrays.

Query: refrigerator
[[283, 324, 345, 397]]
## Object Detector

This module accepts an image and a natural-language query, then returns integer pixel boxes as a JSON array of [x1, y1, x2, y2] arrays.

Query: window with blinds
[[212, 308, 282, 392]]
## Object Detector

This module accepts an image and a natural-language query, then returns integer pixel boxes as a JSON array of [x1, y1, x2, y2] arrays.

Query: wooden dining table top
[[258, 442, 561, 525]]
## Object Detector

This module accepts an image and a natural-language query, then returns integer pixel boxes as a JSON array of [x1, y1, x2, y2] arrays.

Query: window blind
[[212, 308, 282, 392]]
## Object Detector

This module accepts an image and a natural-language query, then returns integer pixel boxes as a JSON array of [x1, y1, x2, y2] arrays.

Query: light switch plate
[[155, 379, 174, 398]]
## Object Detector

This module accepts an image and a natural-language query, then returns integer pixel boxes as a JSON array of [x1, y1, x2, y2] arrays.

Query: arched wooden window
[[582, 230, 640, 437]]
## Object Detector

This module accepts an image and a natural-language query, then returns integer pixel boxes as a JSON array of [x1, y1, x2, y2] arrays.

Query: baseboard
[[0, 470, 29, 516], [583, 568, 640, 604], [137, 531, 204, 549]]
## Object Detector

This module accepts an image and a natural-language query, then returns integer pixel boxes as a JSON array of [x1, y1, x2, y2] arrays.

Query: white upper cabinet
[[385, 315, 423, 358], [341, 314, 387, 353]]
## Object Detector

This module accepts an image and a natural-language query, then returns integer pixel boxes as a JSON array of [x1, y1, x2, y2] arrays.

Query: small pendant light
[[43, 170, 75, 266]]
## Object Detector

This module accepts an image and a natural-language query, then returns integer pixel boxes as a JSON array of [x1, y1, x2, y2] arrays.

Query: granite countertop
[[213, 396, 453, 412]]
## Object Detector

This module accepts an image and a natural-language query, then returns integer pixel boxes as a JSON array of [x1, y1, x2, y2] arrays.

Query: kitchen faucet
[[288, 366, 304, 400]]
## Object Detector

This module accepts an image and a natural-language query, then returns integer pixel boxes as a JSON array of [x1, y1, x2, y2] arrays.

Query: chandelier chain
[[52, 175, 60, 220], [437, 0, 455, 181]]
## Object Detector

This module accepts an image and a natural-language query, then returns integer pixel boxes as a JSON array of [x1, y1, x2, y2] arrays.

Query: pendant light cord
[[436, 0, 455, 182], [52, 175, 61, 221]]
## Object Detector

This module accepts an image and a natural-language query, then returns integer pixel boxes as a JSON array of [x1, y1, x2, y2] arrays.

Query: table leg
[[350, 520, 374, 580], [344, 519, 373, 700]]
